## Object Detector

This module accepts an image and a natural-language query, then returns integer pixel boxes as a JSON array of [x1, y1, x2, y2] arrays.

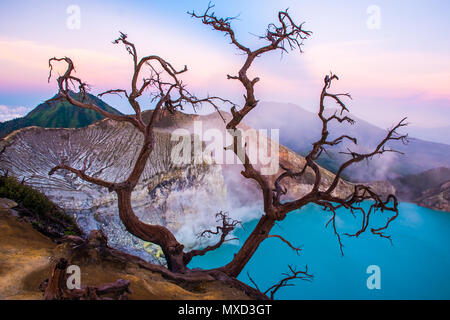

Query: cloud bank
[[0, 105, 30, 122]]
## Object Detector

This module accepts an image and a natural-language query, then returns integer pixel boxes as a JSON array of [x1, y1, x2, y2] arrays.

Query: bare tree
[[188, 4, 407, 279], [47, 4, 407, 298]]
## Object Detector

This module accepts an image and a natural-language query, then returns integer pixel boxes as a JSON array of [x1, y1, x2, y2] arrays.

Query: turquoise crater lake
[[189, 202, 450, 299]]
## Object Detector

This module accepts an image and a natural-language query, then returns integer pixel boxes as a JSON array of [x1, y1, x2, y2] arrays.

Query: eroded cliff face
[[0, 120, 228, 262], [416, 181, 450, 212], [0, 111, 359, 262]]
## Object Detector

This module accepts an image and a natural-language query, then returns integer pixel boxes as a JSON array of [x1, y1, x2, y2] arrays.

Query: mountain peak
[[0, 92, 122, 138]]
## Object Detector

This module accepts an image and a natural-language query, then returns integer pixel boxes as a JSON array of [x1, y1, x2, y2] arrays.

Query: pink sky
[[0, 0, 449, 129]]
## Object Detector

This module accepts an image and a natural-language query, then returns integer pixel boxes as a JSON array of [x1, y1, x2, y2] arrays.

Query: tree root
[[48, 229, 268, 300], [40, 257, 131, 300]]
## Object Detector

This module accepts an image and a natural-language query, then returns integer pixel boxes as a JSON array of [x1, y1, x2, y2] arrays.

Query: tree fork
[[221, 214, 276, 277], [116, 189, 187, 273]]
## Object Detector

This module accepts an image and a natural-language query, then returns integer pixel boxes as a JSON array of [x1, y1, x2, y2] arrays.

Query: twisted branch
[[264, 265, 313, 300], [184, 211, 241, 264], [190, 2, 311, 131], [270, 73, 407, 252], [267, 234, 302, 255]]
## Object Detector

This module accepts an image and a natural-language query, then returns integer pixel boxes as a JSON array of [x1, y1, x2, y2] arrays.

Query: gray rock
[[0, 198, 18, 209]]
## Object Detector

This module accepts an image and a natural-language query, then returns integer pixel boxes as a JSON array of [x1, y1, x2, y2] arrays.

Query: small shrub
[[0, 175, 81, 236]]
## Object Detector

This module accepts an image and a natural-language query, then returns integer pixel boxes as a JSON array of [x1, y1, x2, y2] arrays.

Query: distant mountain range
[[407, 125, 450, 145], [0, 91, 122, 138], [245, 102, 450, 182]]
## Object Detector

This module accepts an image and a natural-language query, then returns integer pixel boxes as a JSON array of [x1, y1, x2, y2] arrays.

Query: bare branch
[[112, 31, 138, 67], [98, 89, 129, 99], [264, 265, 313, 299], [48, 57, 144, 131], [267, 234, 302, 255], [326, 117, 409, 194], [48, 163, 116, 191], [189, 2, 250, 54], [246, 272, 261, 292], [184, 211, 241, 264], [190, 3, 311, 131]]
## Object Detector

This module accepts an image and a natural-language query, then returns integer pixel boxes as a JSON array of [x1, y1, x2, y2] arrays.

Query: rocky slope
[[0, 109, 384, 262], [0, 200, 252, 300], [416, 181, 450, 212], [390, 167, 450, 212]]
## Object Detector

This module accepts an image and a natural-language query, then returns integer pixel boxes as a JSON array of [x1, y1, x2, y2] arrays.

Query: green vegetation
[[0, 175, 82, 237], [63, 226, 78, 236], [0, 175, 52, 215]]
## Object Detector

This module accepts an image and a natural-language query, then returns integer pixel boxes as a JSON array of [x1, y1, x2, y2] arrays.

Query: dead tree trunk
[[116, 189, 187, 273], [43, 258, 68, 300], [222, 215, 276, 277], [42, 257, 131, 300]]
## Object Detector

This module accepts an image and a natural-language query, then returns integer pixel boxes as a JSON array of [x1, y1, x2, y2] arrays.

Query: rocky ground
[[0, 198, 253, 300], [416, 181, 450, 212]]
